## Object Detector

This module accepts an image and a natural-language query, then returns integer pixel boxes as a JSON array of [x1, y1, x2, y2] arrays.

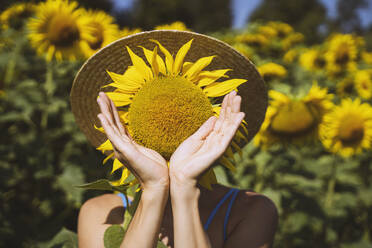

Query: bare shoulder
[[78, 194, 125, 248], [79, 194, 124, 223], [224, 190, 278, 247], [236, 190, 278, 221]]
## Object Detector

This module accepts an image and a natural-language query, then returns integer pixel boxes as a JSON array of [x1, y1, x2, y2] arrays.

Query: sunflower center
[[314, 56, 326, 68], [88, 23, 104, 50], [270, 101, 316, 136], [338, 116, 364, 146], [127, 76, 214, 159], [335, 48, 350, 65], [48, 15, 80, 47]]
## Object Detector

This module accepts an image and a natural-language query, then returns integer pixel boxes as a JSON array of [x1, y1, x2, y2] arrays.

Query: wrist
[[141, 183, 169, 202]]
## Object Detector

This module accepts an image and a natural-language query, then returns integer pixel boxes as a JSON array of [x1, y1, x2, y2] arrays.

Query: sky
[[113, 0, 372, 29]]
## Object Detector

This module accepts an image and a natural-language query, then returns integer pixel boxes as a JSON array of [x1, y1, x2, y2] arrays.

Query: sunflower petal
[[220, 156, 237, 172], [111, 159, 125, 174], [103, 152, 115, 164], [106, 70, 144, 88], [203, 79, 247, 97], [198, 168, 216, 190], [140, 46, 167, 76], [174, 39, 193, 75], [94, 124, 105, 133], [151, 39, 174, 75], [184, 55, 215, 80], [196, 69, 231, 87], [97, 139, 113, 153], [231, 140, 243, 158], [105, 92, 133, 107], [126, 46, 153, 81]]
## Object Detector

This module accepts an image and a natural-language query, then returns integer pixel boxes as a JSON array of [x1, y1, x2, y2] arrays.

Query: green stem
[[41, 63, 54, 129], [325, 156, 337, 209], [4, 39, 22, 86], [122, 190, 142, 232], [254, 162, 264, 192]]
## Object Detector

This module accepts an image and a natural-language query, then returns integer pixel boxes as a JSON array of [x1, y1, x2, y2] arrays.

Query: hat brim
[[71, 30, 267, 149]]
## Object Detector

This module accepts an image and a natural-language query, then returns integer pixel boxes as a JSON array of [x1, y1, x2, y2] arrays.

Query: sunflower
[[254, 82, 333, 148], [232, 42, 254, 59], [257, 62, 287, 82], [27, 0, 92, 61], [267, 21, 293, 38], [320, 98, 372, 157], [0, 2, 36, 30], [155, 21, 190, 31], [300, 48, 327, 72], [282, 33, 304, 50], [283, 49, 299, 63], [337, 76, 356, 98], [120, 27, 142, 38], [96, 39, 249, 189], [355, 70, 372, 100], [236, 33, 269, 49], [83, 10, 119, 56], [325, 34, 358, 77], [362, 51, 372, 64]]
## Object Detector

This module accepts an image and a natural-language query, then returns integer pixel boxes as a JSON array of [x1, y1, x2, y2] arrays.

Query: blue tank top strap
[[117, 192, 132, 208], [223, 189, 239, 241], [204, 188, 240, 242]]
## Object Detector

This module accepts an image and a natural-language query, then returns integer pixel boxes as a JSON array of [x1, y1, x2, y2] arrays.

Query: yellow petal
[[140, 46, 167, 76], [103, 153, 115, 164], [151, 39, 174, 75], [105, 92, 133, 107], [106, 70, 143, 89], [203, 79, 247, 97], [126, 46, 153, 81], [231, 140, 243, 158], [196, 69, 231, 87], [118, 111, 129, 124], [220, 156, 237, 172], [184, 55, 215, 80], [225, 146, 236, 162], [212, 106, 221, 115], [173, 39, 193, 75], [94, 124, 105, 134], [97, 139, 113, 153], [182, 61, 194, 74], [111, 159, 125, 174], [198, 168, 216, 190]]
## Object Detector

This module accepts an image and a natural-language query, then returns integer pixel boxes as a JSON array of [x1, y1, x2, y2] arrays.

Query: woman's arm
[[121, 186, 169, 248], [171, 183, 211, 248], [169, 91, 245, 248]]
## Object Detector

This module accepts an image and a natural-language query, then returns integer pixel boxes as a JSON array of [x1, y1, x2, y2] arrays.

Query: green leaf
[[39, 227, 78, 248], [104, 225, 125, 248], [157, 240, 168, 248], [76, 179, 130, 193], [123, 190, 142, 231]]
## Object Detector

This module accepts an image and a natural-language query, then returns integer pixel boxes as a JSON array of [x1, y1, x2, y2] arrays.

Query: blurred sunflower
[[300, 48, 327, 72], [325, 34, 358, 76], [27, 0, 92, 61], [257, 62, 287, 81], [254, 82, 333, 148], [84, 10, 119, 56], [320, 98, 372, 157], [96, 39, 248, 189], [120, 27, 142, 38], [258, 25, 277, 38], [355, 70, 372, 100], [362, 51, 372, 64], [0, 2, 36, 30], [282, 33, 304, 50], [337, 76, 356, 98], [283, 49, 299, 63], [267, 21, 293, 38], [236, 33, 269, 49], [155, 21, 190, 31]]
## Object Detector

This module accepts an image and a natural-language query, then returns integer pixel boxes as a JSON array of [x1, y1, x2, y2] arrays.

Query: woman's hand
[[169, 91, 245, 190], [97, 92, 169, 190]]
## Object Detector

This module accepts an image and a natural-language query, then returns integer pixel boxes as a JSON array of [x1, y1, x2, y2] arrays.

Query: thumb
[[192, 116, 217, 140]]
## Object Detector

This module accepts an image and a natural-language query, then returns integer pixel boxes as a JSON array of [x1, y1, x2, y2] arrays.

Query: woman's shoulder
[[78, 194, 125, 225], [236, 190, 278, 217]]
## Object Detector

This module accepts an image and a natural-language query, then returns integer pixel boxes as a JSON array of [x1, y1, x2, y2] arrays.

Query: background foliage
[[1, 0, 372, 247]]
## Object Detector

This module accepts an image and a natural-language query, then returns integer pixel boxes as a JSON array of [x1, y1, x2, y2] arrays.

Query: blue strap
[[204, 188, 236, 231], [223, 189, 239, 241], [118, 193, 132, 208]]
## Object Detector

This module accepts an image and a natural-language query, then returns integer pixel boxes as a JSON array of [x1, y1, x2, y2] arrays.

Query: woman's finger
[[232, 95, 241, 113], [221, 91, 230, 109], [108, 96, 126, 135], [214, 107, 225, 133]]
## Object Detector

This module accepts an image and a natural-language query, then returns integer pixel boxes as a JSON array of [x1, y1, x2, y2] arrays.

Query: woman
[[71, 30, 278, 247], [77, 90, 277, 247]]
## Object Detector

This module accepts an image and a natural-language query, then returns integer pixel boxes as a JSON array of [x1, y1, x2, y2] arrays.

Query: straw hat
[[71, 30, 267, 152]]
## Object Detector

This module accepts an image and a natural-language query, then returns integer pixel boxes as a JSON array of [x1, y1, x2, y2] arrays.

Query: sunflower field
[[1, 1, 372, 247]]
